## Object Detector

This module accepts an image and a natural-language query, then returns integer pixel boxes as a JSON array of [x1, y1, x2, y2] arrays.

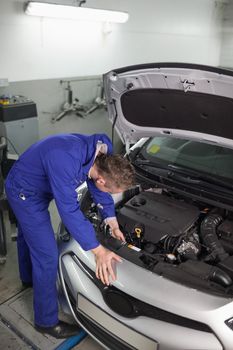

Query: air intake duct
[[201, 214, 228, 263]]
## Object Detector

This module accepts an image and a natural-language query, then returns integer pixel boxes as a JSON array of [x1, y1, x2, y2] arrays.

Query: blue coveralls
[[5, 133, 116, 327]]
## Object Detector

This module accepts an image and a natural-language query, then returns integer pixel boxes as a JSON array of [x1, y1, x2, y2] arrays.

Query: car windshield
[[138, 136, 233, 183]]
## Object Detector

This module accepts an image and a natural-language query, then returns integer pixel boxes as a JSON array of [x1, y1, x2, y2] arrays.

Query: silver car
[[58, 63, 233, 350]]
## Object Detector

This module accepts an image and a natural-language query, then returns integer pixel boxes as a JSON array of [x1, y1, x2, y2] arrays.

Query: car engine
[[85, 187, 233, 293], [117, 191, 200, 260]]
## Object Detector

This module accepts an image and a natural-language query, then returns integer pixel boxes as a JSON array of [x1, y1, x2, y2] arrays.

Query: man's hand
[[111, 227, 126, 242], [106, 217, 126, 242], [91, 245, 122, 285]]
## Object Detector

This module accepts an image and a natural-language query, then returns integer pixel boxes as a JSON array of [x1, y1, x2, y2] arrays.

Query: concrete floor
[[0, 108, 111, 349], [0, 207, 104, 350]]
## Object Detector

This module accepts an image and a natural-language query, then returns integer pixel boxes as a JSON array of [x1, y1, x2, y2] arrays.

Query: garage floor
[[0, 190, 104, 350], [0, 109, 110, 349]]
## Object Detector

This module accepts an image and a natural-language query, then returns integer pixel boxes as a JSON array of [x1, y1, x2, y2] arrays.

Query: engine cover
[[117, 192, 200, 243]]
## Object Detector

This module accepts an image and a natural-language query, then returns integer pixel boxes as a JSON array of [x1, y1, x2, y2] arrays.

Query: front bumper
[[59, 250, 225, 350], [77, 293, 158, 350]]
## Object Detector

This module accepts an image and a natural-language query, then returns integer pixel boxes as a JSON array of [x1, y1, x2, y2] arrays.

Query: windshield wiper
[[133, 159, 170, 171], [134, 159, 233, 194], [167, 164, 233, 191]]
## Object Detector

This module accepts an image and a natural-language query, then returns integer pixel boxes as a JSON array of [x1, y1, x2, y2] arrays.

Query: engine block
[[117, 191, 200, 243]]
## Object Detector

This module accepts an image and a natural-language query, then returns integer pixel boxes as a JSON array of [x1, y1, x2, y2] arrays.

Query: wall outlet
[[0, 79, 9, 87]]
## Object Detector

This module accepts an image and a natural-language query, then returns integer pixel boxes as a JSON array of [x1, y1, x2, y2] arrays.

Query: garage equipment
[[0, 96, 38, 155], [84, 83, 106, 116], [0, 127, 7, 263], [53, 81, 85, 122], [0, 96, 38, 262]]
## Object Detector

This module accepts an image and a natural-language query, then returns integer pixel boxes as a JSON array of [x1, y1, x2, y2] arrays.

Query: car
[[57, 62, 233, 350]]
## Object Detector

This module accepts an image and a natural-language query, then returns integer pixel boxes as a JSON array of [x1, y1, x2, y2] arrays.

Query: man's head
[[91, 153, 135, 194]]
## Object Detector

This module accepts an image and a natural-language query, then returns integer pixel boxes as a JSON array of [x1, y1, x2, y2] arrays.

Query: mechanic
[[5, 133, 135, 339]]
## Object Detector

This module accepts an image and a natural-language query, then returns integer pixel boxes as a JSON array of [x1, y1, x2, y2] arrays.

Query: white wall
[[0, 0, 226, 82], [220, 0, 233, 68]]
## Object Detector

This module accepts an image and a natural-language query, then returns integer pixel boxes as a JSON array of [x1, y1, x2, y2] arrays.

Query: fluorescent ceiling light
[[25, 2, 129, 23]]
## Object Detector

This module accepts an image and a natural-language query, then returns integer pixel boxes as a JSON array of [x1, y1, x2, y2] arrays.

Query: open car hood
[[103, 63, 233, 149]]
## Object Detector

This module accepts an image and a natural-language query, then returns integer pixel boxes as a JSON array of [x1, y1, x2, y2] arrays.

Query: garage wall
[[0, 0, 226, 82], [0, 76, 124, 151], [219, 0, 233, 68]]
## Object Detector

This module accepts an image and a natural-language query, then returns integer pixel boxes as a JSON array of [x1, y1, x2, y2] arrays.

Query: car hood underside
[[103, 63, 233, 149]]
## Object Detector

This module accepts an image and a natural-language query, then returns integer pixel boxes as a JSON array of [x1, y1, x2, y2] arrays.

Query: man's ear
[[96, 176, 106, 186]]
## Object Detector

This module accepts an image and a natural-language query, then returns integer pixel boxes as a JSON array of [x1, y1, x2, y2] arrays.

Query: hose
[[200, 214, 228, 262], [55, 331, 87, 350]]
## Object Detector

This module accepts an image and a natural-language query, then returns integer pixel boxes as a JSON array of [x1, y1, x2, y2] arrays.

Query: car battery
[[0, 96, 38, 155]]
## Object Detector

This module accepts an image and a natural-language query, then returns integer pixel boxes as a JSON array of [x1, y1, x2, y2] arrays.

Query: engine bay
[[84, 186, 233, 295]]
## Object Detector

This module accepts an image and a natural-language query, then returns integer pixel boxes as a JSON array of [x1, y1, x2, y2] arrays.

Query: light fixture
[[24, 2, 129, 23]]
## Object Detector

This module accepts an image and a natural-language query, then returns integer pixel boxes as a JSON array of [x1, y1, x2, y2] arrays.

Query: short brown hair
[[95, 154, 135, 190]]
